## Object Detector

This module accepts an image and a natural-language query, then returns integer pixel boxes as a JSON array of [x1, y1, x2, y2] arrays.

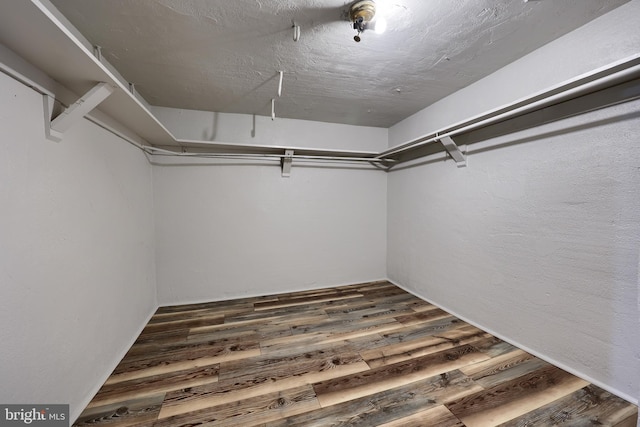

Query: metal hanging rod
[[378, 53, 640, 161], [145, 145, 393, 163]]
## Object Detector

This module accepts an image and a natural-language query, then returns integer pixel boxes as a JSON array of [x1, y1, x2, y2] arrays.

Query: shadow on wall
[[198, 69, 288, 142], [202, 111, 218, 141], [466, 109, 640, 156]]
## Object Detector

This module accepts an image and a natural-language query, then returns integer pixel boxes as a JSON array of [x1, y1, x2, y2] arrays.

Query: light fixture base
[[349, 0, 376, 24]]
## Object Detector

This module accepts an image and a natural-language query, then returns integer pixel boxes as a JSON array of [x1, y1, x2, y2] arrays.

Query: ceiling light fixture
[[349, 0, 386, 42]]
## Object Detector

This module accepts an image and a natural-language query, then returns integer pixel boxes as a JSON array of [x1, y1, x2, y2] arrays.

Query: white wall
[[153, 158, 387, 305], [152, 106, 388, 305], [387, 0, 640, 403], [0, 72, 157, 420]]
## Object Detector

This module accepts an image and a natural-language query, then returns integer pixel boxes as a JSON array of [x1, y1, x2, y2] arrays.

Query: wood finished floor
[[75, 281, 638, 427]]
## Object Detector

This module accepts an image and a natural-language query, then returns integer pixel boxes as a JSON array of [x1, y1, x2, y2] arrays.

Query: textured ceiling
[[50, 0, 629, 128]]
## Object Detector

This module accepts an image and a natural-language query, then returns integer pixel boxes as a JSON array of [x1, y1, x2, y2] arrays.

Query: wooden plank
[[125, 331, 260, 358], [446, 364, 590, 426], [73, 394, 164, 427], [362, 325, 491, 368], [138, 315, 224, 334], [115, 338, 260, 370], [219, 348, 365, 382], [87, 364, 219, 408], [470, 335, 519, 357], [261, 331, 391, 357], [324, 303, 415, 321], [459, 348, 528, 376], [273, 283, 387, 299], [158, 350, 369, 418], [186, 325, 291, 345], [148, 308, 222, 323], [313, 344, 490, 408], [260, 317, 404, 352], [324, 296, 420, 317], [497, 385, 638, 427], [261, 316, 473, 359], [222, 305, 329, 324], [253, 292, 364, 311], [377, 405, 464, 427], [378, 315, 464, 343], [364, 288, 421, 300], [394, 307, 452, 325], [459, 348, 551, 389], [406, 300, 441, 312], [155, 385, 320, 427], [158, 361, 369, 419], [265, 288, 341, 299], [265, 370, 482, 427], [188, 308, 328, 335], [274, 288, 361, 301], [148, 304, 254, 323], [290, 314, 399, 336], [106, 346, 261, 384], [616, 414, 640, 427]]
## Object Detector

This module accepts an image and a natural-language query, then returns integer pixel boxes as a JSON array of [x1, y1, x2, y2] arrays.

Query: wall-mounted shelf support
[[438, 135, 467, 167], [281, 149, 294, 177], [45, 81, 114, 142]]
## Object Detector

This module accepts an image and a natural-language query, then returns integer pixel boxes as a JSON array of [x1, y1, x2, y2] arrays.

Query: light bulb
[[374, 16, 387, 34]]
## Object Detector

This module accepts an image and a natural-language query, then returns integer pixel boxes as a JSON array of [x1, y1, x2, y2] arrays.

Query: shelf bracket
[[438, 135, 467, 168], [46, 82, 114, 142], [281, 149, 294, 177]]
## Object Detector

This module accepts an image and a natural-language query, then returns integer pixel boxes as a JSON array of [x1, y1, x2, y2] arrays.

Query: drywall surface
[[153, 158, 387, 305], [387, 98, 640, 402], [389, 0, 640, 147], [0, 72, 157, 420], [151, 106, 388, 152]]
